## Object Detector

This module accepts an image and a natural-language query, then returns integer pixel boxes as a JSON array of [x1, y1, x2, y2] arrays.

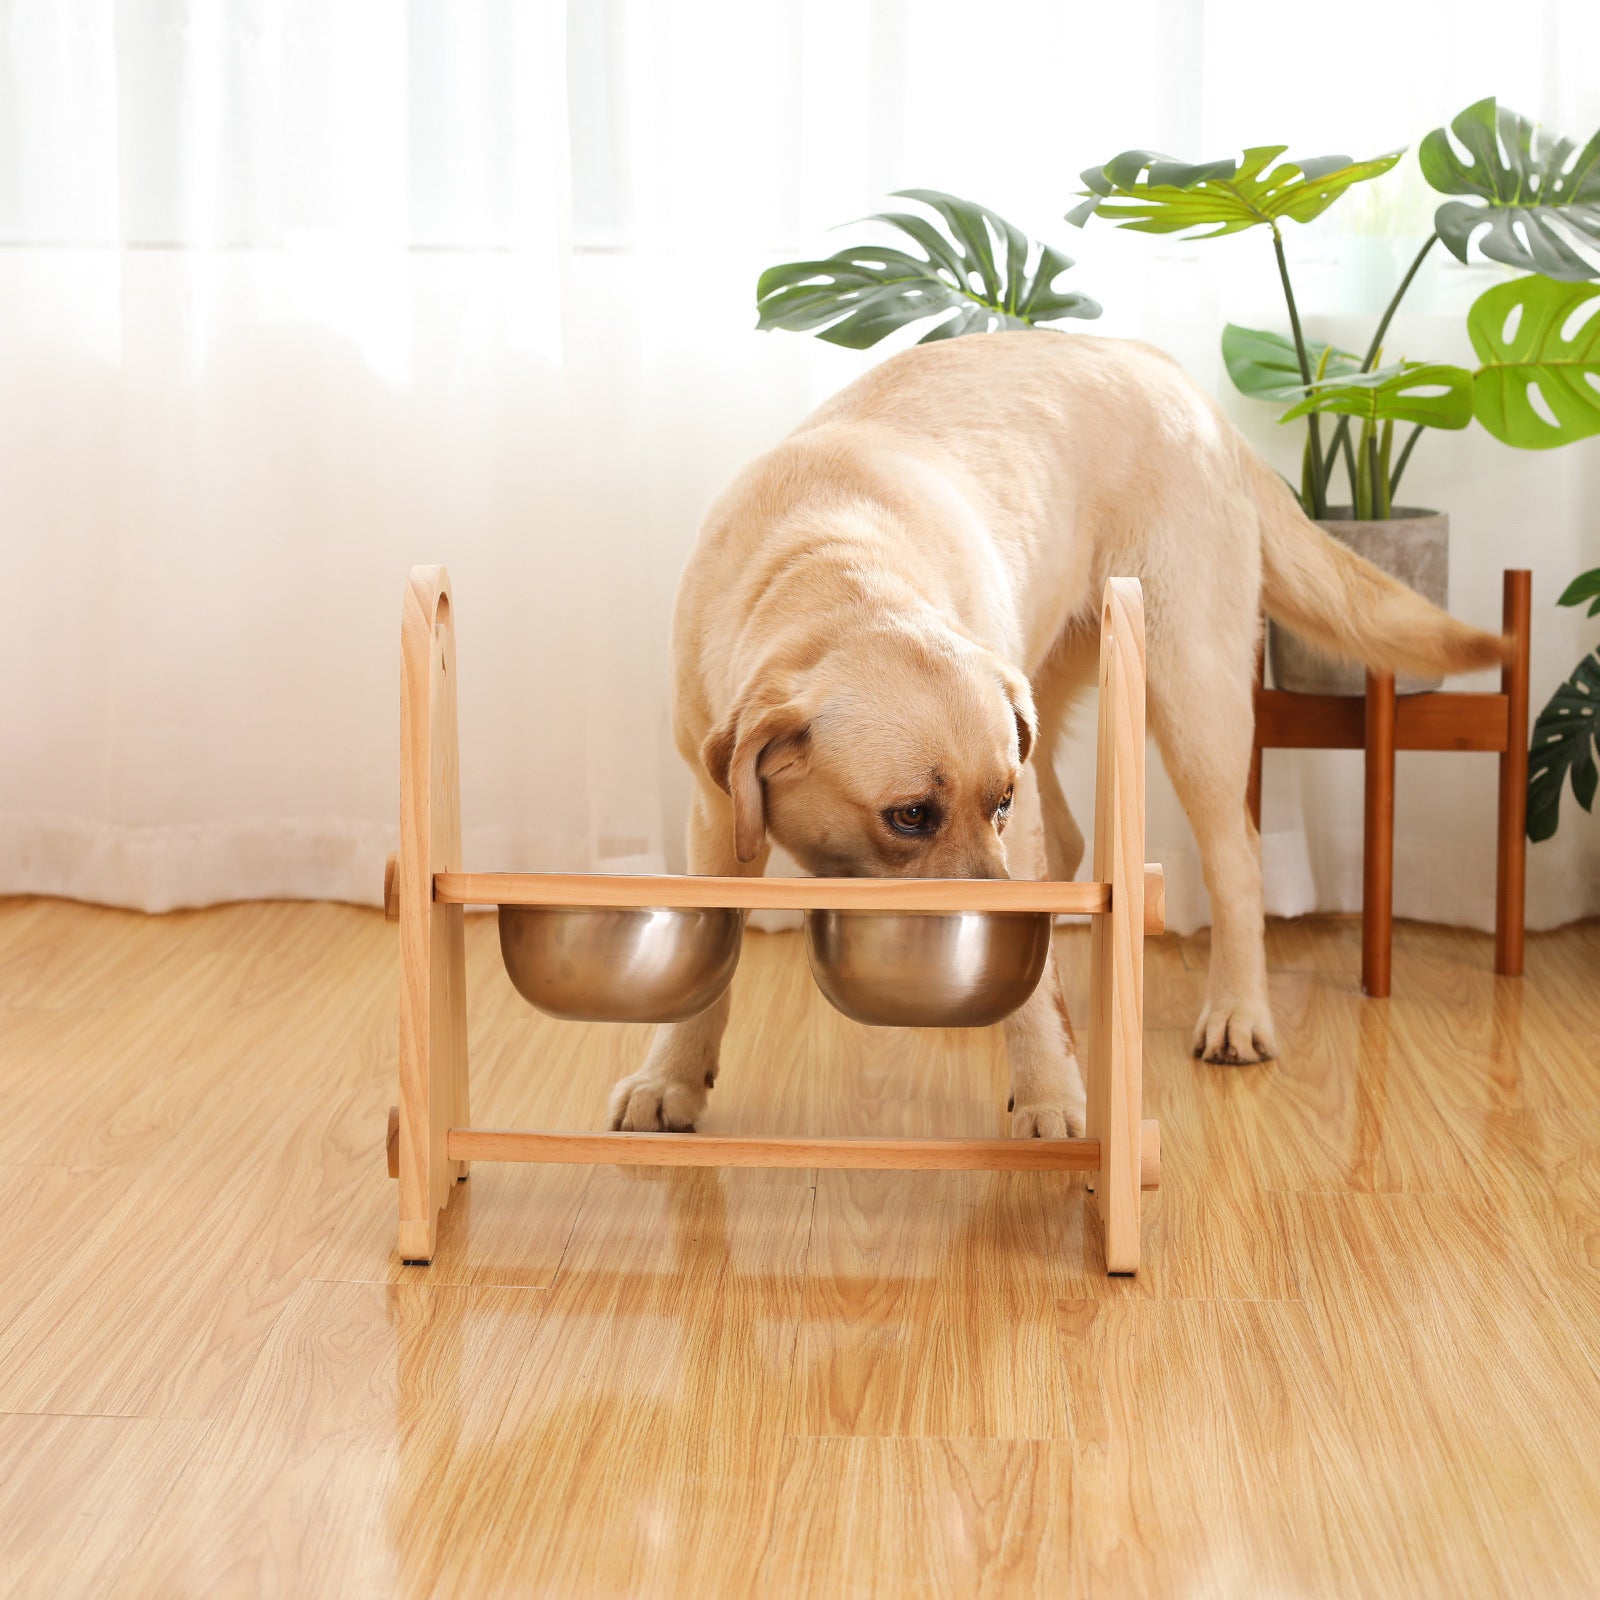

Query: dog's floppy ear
[[992, 658, 1037, 764], [702, 677, 812, 863]]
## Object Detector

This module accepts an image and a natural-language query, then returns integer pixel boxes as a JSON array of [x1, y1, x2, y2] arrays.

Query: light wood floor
[[1, 896, 1598, 1597]]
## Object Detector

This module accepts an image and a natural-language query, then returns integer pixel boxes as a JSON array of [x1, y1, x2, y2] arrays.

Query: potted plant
[[755, 100, 1600, 698], [1529, 568, 1600, 841], [1067, 99, 1600, 693]]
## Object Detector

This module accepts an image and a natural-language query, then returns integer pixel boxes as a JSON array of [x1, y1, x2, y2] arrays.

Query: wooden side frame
[[397, 566, 469, 1262], [1494, 570, 1531, 977], [1085, 578, 1147, 1272], [390, 570, 1156, 1274]]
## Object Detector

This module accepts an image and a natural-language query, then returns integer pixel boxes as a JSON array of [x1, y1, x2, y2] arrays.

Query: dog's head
[[702, 625, 1035, 878]]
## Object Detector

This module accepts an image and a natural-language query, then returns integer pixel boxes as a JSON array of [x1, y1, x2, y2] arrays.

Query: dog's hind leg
[[1030, 636, 1098, 883], [1144, 592, 1277, 1064], [607, 782, 764, 1131], [1002, 764, 1087, 1136]]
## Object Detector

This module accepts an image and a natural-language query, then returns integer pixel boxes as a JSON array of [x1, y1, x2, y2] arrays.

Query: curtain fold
[[2, 0, 1598, 926]]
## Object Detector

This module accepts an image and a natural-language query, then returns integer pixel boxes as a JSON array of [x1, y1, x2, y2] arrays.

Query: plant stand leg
[[397, 567, 469, 1264], [1495, 569, 1531, 978], [1362, 669, 1396, 999], [1247, 628, 1264, 832], [1086, 579, 1147, 1275]]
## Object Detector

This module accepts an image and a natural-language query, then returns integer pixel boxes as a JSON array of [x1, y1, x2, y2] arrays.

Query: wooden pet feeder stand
[[384, 567, 1165, 1274]]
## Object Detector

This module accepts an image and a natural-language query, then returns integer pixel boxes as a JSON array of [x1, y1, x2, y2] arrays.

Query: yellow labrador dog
[[609, 331, 1503, 1138]]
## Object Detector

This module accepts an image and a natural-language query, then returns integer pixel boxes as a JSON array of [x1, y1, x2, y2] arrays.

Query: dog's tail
[[1249, 458, 1507, 680]]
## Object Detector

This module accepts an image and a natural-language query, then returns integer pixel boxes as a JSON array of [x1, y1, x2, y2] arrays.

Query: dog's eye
[[996, 786, 1014, 815], [886, 803, 935, 836]]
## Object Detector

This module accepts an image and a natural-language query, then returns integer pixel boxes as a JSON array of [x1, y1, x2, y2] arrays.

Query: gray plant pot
[[1267, 507, 1449, 696]]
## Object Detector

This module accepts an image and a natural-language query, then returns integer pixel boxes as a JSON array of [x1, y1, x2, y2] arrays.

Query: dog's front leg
[[1004, 943, 1087, 1138], [1002, 767, 1086, 1137], [608, 784, 763, 1132]]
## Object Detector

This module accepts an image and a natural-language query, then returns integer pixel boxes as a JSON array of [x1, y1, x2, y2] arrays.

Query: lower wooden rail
[[395, 1119, 1160, 1188]]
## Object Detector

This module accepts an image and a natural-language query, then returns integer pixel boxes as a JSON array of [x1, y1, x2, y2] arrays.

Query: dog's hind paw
[[1191, 1002, 1276, 1065]]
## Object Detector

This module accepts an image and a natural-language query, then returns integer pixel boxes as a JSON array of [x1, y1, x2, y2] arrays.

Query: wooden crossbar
[[442, 1125, 1160, 1186], [384, 1108, 1162, 1186], [429, 866, 1167, 934], [1254, 687, 1510, 753]]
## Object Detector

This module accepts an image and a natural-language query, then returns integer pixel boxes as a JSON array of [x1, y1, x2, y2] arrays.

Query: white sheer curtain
[[2, 0, 1598, 927]]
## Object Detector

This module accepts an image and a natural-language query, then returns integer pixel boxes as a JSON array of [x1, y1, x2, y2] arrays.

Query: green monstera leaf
[[756, 190, 1100, 348], [1068, 145, 1403, 238], [1278, 362, 1474, 429], [1420, 98, 1600, 280], [1527, 650, 1600, 842], [1468, 275, 1600, 448], [1558, 566, 1600, 619], [1222, 324, 1360, 399]]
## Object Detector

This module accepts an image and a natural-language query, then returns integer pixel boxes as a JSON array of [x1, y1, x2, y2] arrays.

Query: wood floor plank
[[1519, 1108, 1600, 1275], [0, 1412, 211, 1598], [763, 1438, 1071, 1598], [0, 1080, 387, 1417], [794, 1164, 1075, 1438], [1058, 1277, 1600, 1599], [0, 1163, 141, 1357], [119, 1277, 550, 1596], [411, 1168, 815, 1596], [1492, 1109, 1600, 1363], [1059, 1297, 1361, 1597], [1277, 1190, 1600, 1596], [0, 971, 304, 1169]]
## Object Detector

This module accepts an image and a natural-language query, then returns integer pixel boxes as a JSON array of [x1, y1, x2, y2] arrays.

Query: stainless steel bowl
[[804, 910, 1051, 1028], [497, 905, 743, 1023]]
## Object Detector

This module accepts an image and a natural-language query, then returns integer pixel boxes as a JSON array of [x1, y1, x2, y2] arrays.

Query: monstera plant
[[756, 189, 1101, 347], [1070, 100, 1600, 519], [1068, 144, 1406, 515], [1529, 570, 1600, 841]]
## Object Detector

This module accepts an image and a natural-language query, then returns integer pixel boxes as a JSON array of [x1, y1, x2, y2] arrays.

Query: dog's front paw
[[1192, 1000, 1276, 1065], [1010, 1102, 1084, 1139], [1007, 1053, 1086, 1139], [607, 1070, 707, 1132]]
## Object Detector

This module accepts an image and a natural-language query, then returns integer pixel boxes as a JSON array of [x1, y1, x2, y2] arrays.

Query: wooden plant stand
[[1247, 568, 1531, 998], [384, 567, 1165, 1273]]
